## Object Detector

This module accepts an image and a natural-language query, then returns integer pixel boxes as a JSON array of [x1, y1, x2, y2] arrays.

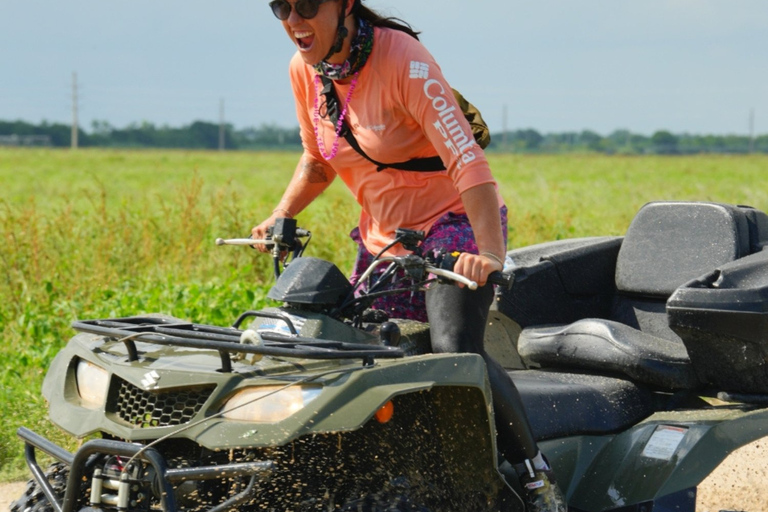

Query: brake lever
[[424, 265, 478, 290], [432, 250, 513, 290], [215, 238, 273, 246]]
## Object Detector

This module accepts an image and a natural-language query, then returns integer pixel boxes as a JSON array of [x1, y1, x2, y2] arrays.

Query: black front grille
[[114, 378, 215, 428]]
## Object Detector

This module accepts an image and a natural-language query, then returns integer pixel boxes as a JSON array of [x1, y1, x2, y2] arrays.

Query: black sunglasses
[[269, 0, 335, 21]]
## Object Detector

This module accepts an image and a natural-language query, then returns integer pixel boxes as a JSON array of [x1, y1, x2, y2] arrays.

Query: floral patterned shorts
[[349, 206, 508, 322]]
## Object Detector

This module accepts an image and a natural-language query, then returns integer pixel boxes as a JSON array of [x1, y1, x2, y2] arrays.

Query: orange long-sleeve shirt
[[290, 27, 504, 255]]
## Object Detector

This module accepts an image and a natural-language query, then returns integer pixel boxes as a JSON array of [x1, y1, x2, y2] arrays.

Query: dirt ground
[[2, 439, 766, 511], [695, 438, 768, 512]]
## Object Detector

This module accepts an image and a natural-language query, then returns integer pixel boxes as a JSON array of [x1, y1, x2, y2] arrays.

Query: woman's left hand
[[453, 252, 503, 288]]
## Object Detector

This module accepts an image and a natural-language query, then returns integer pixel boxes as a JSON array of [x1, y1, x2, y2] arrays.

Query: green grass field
[[1, 147, 766, 479]]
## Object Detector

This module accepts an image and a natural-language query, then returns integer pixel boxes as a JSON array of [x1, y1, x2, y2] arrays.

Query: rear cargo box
[[668, 250, 768, 393]]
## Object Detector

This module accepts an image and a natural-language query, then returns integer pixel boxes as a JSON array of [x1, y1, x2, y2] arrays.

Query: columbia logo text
[[423, 79, 477, 167]]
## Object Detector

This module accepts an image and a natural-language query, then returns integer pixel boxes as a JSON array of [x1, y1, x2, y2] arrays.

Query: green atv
[[12, 201, 768, 511]]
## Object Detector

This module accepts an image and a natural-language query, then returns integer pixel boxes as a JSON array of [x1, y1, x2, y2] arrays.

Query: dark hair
[[352, 0, 421, 40]]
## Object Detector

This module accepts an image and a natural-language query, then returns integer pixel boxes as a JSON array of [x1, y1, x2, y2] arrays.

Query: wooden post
[[71, 72, 79, 150]]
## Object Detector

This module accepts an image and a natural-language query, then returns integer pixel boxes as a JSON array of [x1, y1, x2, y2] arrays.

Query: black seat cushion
[[518, 319, 699, 389], [616, 201, 750, 297], [512, 202, 767, 393], [510, 370, 654, 441], [610, 296, 683, 342]]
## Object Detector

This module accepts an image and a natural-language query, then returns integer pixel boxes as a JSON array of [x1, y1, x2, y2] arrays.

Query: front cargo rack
[[73, 315, 404, 372]]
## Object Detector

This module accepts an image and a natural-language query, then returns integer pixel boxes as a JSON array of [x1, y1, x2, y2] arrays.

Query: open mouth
[[294, 31, 315, 51]]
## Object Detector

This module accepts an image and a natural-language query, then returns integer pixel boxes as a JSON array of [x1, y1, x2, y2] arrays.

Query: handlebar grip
[[488, 271, 513, 290]]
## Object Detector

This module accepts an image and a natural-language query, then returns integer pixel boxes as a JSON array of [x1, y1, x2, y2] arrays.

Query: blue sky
[[2, 0, 767, 135]]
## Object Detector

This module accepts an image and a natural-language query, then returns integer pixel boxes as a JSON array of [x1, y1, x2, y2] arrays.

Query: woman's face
[[278, 0, 346, 66]]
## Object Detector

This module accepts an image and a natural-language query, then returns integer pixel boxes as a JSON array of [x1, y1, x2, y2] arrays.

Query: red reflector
[[374, 401, 394, 424]]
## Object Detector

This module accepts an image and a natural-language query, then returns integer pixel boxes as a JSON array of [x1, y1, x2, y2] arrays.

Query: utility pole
[[219, 98, 225, 151], [71, 72, 79, 150], [749, 108, 755, 154], [502, 104, 508, 149]]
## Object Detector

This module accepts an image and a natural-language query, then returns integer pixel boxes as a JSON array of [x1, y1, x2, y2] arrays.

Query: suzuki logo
[[141, 370, 160, 390]]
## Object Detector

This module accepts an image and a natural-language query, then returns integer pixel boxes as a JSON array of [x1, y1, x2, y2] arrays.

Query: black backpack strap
[[342, 131, 445, 172], [319, 76, 446, 172]]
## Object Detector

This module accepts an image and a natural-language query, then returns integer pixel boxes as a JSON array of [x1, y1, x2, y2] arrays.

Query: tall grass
[[0, 148, 359, 478], [1, 148, 766, 479]]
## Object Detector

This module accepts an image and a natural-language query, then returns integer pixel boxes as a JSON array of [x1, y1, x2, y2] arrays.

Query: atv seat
[[511, 370, 654, 441], [503, 201, 768, 391]]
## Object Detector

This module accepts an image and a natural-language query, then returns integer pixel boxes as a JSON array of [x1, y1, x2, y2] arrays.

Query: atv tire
[[10, 462, 68, 512], [340, 479, 431, 512], [340, 495, 430, 512]]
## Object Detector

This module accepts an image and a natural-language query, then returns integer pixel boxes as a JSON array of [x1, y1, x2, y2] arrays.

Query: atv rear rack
[[73, 316, 404, 372]]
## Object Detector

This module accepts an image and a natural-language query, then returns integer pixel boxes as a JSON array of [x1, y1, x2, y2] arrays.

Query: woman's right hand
[[251, 213, 284, 253], [250, 156, 334, 253]]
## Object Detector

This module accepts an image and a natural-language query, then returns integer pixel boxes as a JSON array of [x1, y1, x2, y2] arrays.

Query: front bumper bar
[[18, 427, 274, 512]]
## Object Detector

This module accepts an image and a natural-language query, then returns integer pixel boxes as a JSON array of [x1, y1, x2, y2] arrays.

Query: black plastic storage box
[[668, 249, 768, 393]]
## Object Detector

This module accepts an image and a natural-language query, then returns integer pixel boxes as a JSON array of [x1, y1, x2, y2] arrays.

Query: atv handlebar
[[217, 218, 312, 279], [434, 250, 513, 289], [215, 228, 311, 248], [217, 219, 513, 290], [486, 270, 514, 289], [357, 256, 512, 291], [427, 266, 511, 290], [427, 264, 479, 290]]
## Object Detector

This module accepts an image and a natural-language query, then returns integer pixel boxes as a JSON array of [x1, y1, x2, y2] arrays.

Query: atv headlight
[[76, 360, 109, 409], [221, 385, 321, 423]]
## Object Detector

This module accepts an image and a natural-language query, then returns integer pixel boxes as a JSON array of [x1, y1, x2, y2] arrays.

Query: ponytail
[[352, 0, 421, 40]]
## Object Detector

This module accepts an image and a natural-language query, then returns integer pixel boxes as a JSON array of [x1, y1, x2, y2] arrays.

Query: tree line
[[0, 120, 301, 151], [1, 119, 766, 155], [491, 128, 768, 155]]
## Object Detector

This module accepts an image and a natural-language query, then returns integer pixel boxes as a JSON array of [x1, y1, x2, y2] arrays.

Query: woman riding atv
[[251, 1, 566, 510]]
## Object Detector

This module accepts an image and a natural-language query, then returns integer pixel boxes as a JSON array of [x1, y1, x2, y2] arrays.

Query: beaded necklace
[[311, 18, 373, 160], [313, 72, 358, 160]]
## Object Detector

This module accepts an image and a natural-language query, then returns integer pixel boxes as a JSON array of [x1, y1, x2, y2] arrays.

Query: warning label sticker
[[641, 425, 688, 460]]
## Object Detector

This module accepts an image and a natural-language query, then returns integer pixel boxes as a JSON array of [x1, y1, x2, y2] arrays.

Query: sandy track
[[2, 440, 766, 511], [696, 438, 767, 512], [2, 482, 26, 511]]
